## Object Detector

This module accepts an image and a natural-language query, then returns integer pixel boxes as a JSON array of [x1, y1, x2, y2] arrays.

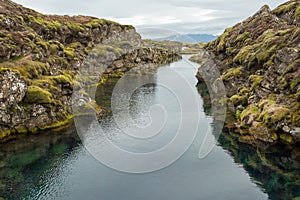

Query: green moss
[[108, 71, 125, 78], [39, 115, 73, 130], [249, 75, 263, 90], [236, 32, 250, 42], [217, 27, 233, 52], [16, 126, 28, 134], [63, 47, 76, 60], [12, 60, 48, 79], [235, 110, 241, 119], [229, 95, 247, 106], [240, 106, 259, 121], [292, 113, 300, 126], [279, 133, 293, 144], [221, 66, 243, 80], [256, 45, 277, 63], [290, 77, 300, 89], [238, 86, 249, 95], [273, 2, 297, 15], [36, 41, 50, 50], [99, 74, 108, 85], [28, 15, 62, 30], [31, 79, 52, 88], [295, 6, 300, 18], [67, 42, 80, 49], [233, 45, 257, 65], [85, 19, 112, 28], [90, 45, 123, 57], [233, 29, 286, 66], [49, 74, 73, 85], [0, 31, 12, 41], [24, 85, 53, 104], [0, 129, 12, 140], [65, 22, 84, 32], [259, 105, 290, 124], [50, 44, 59, 54], [258, 99, 275, 109], [278, 76, 288, 88], [284, 58, 300, 75]]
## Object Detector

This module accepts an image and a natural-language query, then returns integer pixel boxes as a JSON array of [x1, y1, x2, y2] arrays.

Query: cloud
[[13, 0, 287, 36]]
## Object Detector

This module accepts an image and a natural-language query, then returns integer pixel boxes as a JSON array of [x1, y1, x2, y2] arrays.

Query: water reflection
[[197, 81, 300, 200], [0, 57, 298, 200]]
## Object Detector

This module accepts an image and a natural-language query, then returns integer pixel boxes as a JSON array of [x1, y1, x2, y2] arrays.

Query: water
[[0, 56, 299, 200]]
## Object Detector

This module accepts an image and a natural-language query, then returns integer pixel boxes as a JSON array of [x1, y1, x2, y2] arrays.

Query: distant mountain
[[155, 34, 217, 43]]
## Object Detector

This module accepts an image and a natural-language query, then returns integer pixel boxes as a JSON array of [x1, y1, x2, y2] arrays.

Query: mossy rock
[[236, 32, 250, 43], [258, 99, 275, 109], [233, 45, 257, 65], [63, 47, 76, 60], [295, 6, 300, 18], [28, 15, 62, 31], [238, 86, 250, 95], [65, 21, 84, 32], [249, 75, 263, 91], [39, 115, 73, 131], [259, 105, 290, 124], [290, 77, 300, 90], [229, 95, 247, 106], [0, 129, 12, 140], [292, 113, 300, 126], [85, 19, 114, 28], [278, 76, 288, 88], [273, 2, 298, 15], [221, 66, 243, 80], [279, 133, 294, 144], [216, 27, 233, 52], [36, 41, 50, 51], [24, 85, 53, 104], [12, 60, 48, 79], [249, 122, 278, 142], [240, 106, 259, 121], [49, 74, 73, 86]]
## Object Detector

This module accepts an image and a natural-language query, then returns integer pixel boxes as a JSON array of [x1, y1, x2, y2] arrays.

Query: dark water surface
[[0, 56, 299, 200]]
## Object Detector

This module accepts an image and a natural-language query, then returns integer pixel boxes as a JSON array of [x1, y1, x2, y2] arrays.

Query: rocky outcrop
[[0, 0, 181, 140], [194, 1, 300, 146]]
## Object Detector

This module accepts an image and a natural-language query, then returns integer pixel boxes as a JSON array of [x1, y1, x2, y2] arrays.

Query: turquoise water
[[0, 56, 299, 200]]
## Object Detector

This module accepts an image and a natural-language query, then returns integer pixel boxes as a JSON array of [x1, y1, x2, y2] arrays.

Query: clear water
[[0, 56, 299, 200]]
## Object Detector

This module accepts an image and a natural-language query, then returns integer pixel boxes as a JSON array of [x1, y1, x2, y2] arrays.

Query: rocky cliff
[[194, 1, 300, 146], [0, 0, 181, 140]]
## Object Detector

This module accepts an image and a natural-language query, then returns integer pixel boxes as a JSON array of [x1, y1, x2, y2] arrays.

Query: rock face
[[194, 1, 300, 146], [0, 0, 181, 140]]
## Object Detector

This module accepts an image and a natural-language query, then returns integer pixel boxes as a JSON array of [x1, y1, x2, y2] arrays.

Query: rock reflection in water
[[197, 81, 300, 200]]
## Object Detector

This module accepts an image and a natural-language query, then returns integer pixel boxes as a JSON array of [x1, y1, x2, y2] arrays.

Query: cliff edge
[[194, 1, 300, 146], [0, 0, 181, 140]]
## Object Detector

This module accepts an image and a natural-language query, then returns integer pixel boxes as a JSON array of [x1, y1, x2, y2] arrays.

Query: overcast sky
[[13, 0, 287, 37]]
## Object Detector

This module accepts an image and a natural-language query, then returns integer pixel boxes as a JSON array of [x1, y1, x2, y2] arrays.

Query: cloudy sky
[[14, 0, 287, 37]]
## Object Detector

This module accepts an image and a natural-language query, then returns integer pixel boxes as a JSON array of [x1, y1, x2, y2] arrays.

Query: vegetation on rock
[[0, 0, 180, 140], [194, 0, 300, 146]]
